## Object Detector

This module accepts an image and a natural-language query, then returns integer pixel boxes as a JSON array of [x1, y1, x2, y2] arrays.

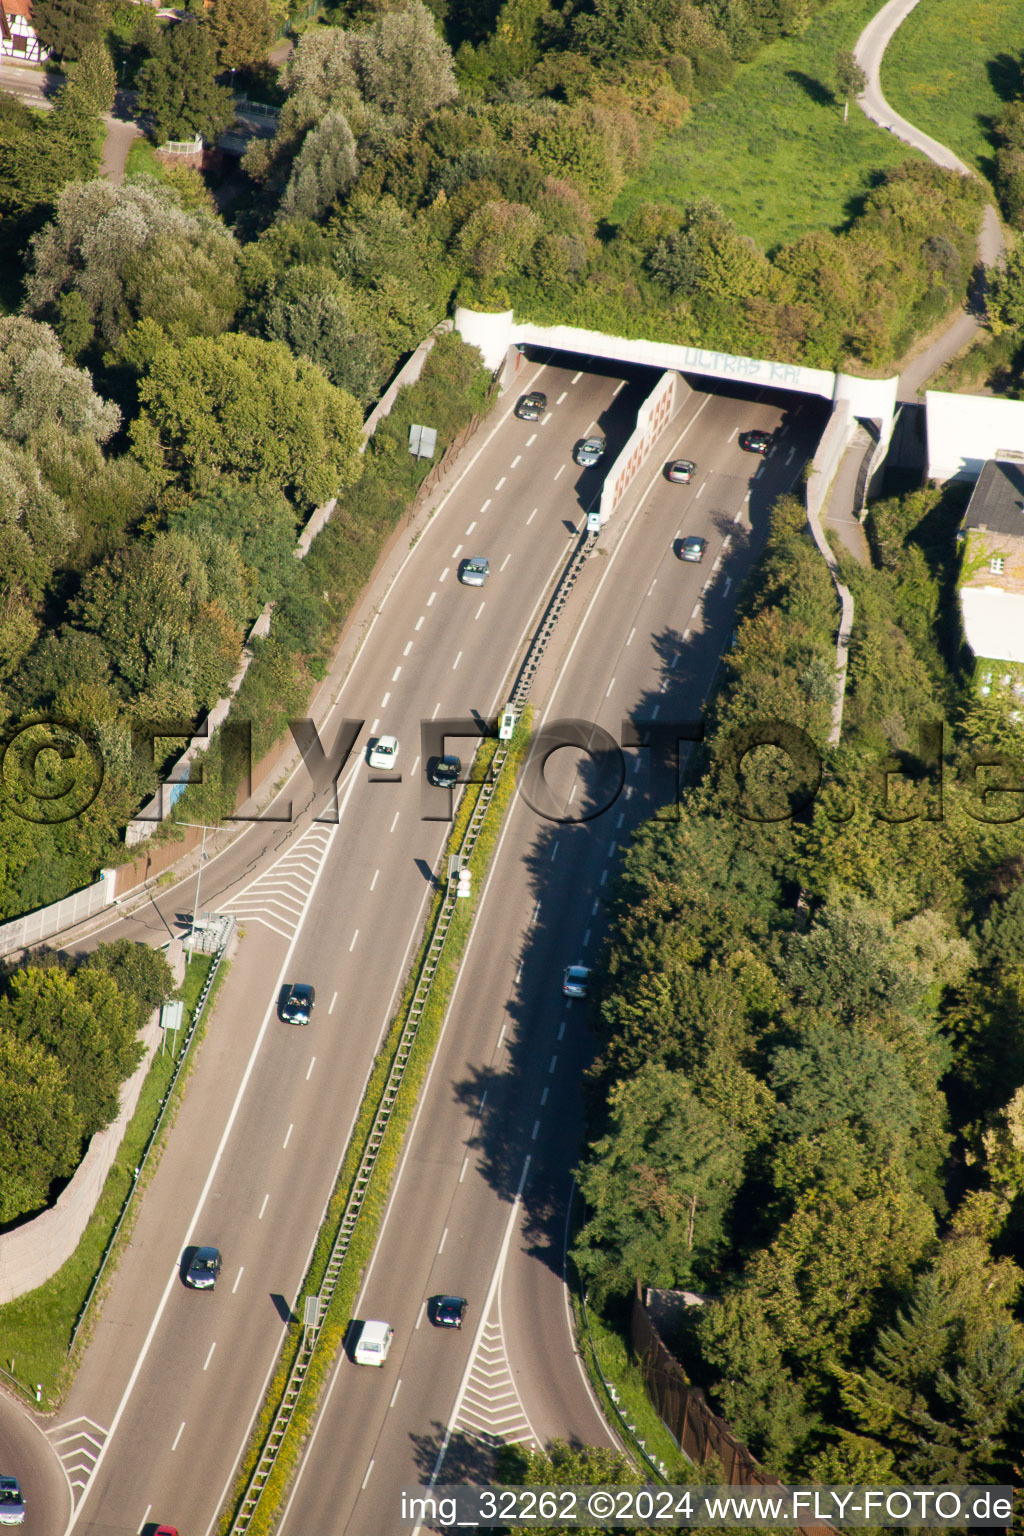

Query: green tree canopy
[[131, 330, 364, 506], [25, 176, 241, 355], [31, 0, 107, 60], [0, 964, 143, 1140], [0, 317, 120, 446], [207, 0, 273, 69], [0, 1032, 84, 1222], [134, 19, 235, 147], [573, 1062, 744, 1301]]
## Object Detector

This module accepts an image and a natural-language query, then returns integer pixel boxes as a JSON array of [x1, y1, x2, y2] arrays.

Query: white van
[[353, 1319, 394, 1367]]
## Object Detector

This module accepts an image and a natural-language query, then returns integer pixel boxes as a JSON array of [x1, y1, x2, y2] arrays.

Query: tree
[[834, 49, 867, 122], [131, 331, 364, 506], [135, 19, 235, 146], [987, 244, 1024, 336], [83, 939, 175, 1026], [349, 1, 457, 122], [573, 1062, 744, 1301], [72, 529, 243, 706], [167, 478, 297, 604], [31, 0, 107, 61], [207, 0, 273, 69], [25, 177, 240, 354], [0, 1032, 84, 1222], [256, 264, 385, 405], [67, 38, 117, 117], [0, 964, 143, 1140], [281, 109, 358, 221], [0, 317, 120, 446]]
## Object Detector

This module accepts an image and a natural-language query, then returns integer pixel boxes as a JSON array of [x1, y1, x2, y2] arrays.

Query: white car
[[368, 735, 399, 770], [354, 1319, 394, 1366], [563, 965, 591, 998]]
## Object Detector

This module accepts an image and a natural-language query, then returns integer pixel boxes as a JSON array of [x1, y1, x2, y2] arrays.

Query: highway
[[274, 372, 822, 1533], [9, 357, 825, 1536]]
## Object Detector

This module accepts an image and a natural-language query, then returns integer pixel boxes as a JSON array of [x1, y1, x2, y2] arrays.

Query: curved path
[[853, 0, 1006, 401]]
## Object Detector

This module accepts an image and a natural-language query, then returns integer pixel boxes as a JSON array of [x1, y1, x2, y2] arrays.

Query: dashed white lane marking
[[283, 1123, 293, 1148], [605, 676, 615, 697], [500, 553, 511, 571], [453, 651, 463, 670], [428, 591, 437, 606], [557, 390, 568, 403], [734, 507, 744, 522], [481, 498, 491, 512], [381, 691, 390, 708], [306, 1057, 316, 1080], [390, 1379, 402, 1409], [259, 1194, 269, 1219], [627, 627, 635, 645], [525, 435, 536, 447], [475, 602, 485, 620], [511, 455, 521, 468], [232, 1267, 243, 1294], [495, 476, 506, 490], [404, 640, 413, 654], [526, 507, 537, 524], [438, 1227, 448, 1254], [440, 568, 449, 582], [571, 372, 582, 384], [361, 1461, 374, 1490], [452, 545, 463, 559], [550, 842, 559, 861], [349, 930, 359, 952], [370, 869, 379, 891], [696, 482, 706, 499], [392, 666, 401, 681], [465, 521, 477, 535], [390, 811, 400, 832], [554, 465, 565, 481], [203, 1342, 216, 1371], [172, 1422, 185, 1451]]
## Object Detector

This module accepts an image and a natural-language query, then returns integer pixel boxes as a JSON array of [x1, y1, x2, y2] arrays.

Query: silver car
[[459, 557, 490, 587], [0, 1479, 25, 1527], [563, 965, 591, 997], [574, 436, 605, 467]]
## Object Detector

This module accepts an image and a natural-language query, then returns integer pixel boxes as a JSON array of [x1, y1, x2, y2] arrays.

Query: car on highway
[[515, 391, 547, 421], [459, 557, 490, 587], [739, 429, 773, 454], [153, 1527, 180, 1536], [354, 1319, 394, 1366], [431, 1295, 468, 1329], [667, 459, 697, 483], [430, 755, 461, 788], [679, 535, 707, 563], [563, 965, 591, 997], [368, 735, 399, 770], [280, 983, 315, 1024], [0, 1478, 25, 1526], [185, 1246, 222, 1290], [574, 436, 605, 467]]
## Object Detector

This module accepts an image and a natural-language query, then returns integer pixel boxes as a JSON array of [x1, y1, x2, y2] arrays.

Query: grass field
[[881, 0, 1024, 184], [611, 0, 915, 251]]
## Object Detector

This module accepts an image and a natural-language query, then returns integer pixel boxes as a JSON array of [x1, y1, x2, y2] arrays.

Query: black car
[[515, 391, 547, 421], [739, 429, 773, 454], [186, 1246, 222, 1290], [430, 755, 461, 788], [432, 1295, 468, 1329], [280, 983, 315, 1024]]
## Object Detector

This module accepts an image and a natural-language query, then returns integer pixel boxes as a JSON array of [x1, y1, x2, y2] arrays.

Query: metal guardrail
[[227, 527, 597, 1536]]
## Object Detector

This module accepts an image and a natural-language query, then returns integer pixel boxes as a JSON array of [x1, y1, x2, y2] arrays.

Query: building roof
[[962, 457, 1024, 540]]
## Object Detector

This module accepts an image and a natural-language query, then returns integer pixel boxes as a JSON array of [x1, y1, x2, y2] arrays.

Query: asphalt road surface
[[5, 360, 824, 1536]]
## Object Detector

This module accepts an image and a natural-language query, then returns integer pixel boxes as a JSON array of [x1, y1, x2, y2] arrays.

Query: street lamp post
[[177, 822, 213, 966]]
